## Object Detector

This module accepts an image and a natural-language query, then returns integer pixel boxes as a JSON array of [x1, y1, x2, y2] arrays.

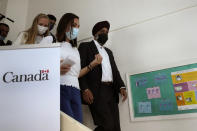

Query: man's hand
[[90, 54, 103, 67], [83, 89, 94, 104], [120, 88, 127, 102]]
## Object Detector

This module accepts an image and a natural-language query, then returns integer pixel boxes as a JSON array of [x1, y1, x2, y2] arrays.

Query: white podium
[[0, 44, 60, 131]]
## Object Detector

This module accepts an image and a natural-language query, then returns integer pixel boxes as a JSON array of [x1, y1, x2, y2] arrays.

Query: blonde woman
[[14, 13, 52, 45]]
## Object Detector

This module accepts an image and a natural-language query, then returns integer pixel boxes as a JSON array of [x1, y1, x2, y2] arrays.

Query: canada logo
[[3, 69, 50, 83]]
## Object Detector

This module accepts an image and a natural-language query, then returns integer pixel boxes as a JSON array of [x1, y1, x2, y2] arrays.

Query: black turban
[[92, 21, 110, 36]]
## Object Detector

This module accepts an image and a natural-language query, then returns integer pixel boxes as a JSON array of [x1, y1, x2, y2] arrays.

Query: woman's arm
[[13, 32, 26, 45], [79, 54, 102, 78], [60, 60, 71, 75]]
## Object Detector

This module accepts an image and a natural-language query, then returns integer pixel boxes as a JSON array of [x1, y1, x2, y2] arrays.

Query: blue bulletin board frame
[[126, 60, 197, 122]]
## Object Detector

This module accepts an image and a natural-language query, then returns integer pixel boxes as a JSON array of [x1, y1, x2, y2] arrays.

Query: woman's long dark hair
[[56, 13, 79, 47]]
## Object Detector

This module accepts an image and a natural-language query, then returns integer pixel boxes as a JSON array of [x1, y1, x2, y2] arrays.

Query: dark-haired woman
[[57, 13, 102, 123]]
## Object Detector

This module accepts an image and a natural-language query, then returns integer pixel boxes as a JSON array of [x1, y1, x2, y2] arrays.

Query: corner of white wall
[[5, 0, 29, 42]]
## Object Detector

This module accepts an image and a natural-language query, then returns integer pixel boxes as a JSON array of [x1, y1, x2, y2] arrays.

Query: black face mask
[[97, 33, 108, 45], [49, 23, 54, 31]]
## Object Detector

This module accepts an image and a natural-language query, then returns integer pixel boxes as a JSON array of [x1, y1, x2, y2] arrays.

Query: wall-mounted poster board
[[127, 62, 197, 121]]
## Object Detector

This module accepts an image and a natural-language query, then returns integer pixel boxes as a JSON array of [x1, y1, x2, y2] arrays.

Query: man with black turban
[[78, 21, 127, 131]]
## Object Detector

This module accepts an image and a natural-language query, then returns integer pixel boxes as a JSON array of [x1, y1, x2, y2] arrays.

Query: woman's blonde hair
[[25, 13, 49, 44]]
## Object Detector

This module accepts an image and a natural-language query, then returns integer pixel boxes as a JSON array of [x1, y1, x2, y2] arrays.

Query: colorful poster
[[154, 73, 167, 84], [171, 68, 197, 110], [187, 80, 197, 91], [159, 99, 174, 111], [175, 92, 185, 106], [146, 86, 161, 99], [138, 102, 152, 113], [135, 77, 147, 87]]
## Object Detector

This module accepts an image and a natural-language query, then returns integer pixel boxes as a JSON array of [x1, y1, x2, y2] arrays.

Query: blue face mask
[[66, 28, 79, 40], [0, 35, 5, 41]]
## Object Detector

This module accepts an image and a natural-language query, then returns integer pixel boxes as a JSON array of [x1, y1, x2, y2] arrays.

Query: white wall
[[26, 0, 197, 41], [0, 0, 8, 16], [4, 0, 197, 131], [109, 5, 197, 131], [4, 0, 29, 42]]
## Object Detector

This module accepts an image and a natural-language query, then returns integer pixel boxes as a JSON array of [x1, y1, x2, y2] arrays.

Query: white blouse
[[14, 32, 53, 45], [60, 42, 81, 89]]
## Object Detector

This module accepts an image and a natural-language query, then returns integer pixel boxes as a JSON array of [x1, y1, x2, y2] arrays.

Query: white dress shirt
[[94, 40, 113, 82]]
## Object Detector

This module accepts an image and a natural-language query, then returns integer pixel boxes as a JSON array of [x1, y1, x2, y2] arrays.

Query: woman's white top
[[14, 32, 53, 45], [60, 42, 81, 89]]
